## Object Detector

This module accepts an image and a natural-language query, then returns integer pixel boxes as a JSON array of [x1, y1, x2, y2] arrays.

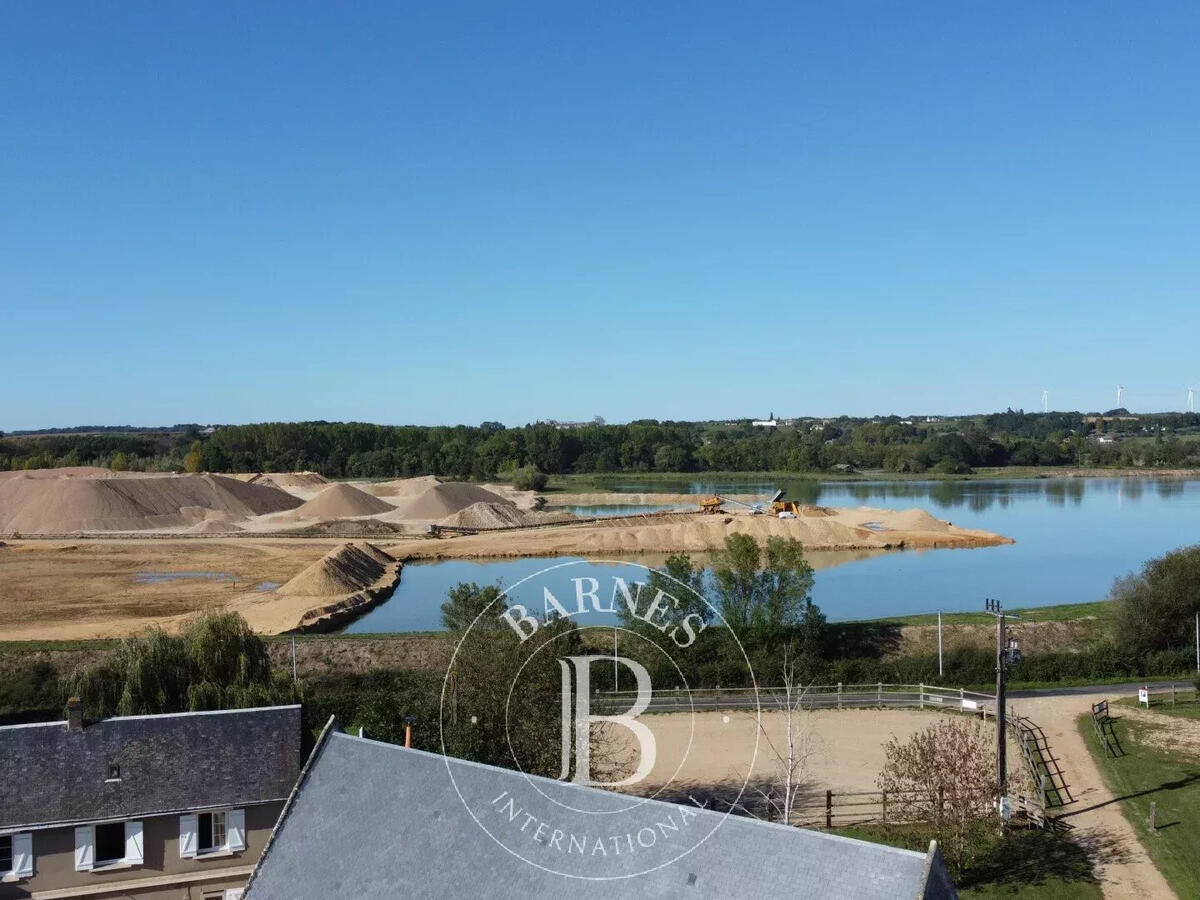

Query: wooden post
[[1171, 684, 1176, 706], [877, 682, 883, 707], [919, 682, 925, 708], [826, 790, 833, 829], [1149, 801, 1157, 831], [881, 790, 888, 825], [837, 682, 843, 710]]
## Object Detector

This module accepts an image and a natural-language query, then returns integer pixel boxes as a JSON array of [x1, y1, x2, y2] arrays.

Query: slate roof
[[246, 731, 957, 899], [0, 705, 302, 829]]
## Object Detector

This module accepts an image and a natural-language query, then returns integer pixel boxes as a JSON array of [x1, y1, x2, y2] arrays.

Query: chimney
[[404, 724, 413, 748], [67, 697, 84, 731]]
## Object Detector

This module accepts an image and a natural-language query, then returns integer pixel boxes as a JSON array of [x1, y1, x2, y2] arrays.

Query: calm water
[[344, 478, 1200, 631]]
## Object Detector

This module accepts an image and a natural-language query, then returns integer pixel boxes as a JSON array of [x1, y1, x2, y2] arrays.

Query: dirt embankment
[[229, 542, 403, 634], [383, 506, 1011, 560]]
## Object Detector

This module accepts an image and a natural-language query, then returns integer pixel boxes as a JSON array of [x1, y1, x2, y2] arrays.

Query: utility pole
[[984, 599, 1020, 803], [937, 610, 944, 677]]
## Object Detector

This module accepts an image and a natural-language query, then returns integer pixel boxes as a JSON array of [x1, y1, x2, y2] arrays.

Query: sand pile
[[188, 519, 243, 534], [439, 502, 532, 529], [277, 542, 397, 597], [253, 472, 329, 492], [291, 483, 395, 519], [390, 482, 510, 519], [0, 471, 302, 533], [366, 475, 444, 497]]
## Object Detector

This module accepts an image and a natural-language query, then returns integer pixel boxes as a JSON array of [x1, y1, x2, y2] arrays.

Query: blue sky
[[2, 2, 1198, 429]]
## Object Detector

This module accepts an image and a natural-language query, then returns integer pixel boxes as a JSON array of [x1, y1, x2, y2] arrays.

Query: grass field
[[1078, 706, 1200, 898], [859, 601, 1109, 627]]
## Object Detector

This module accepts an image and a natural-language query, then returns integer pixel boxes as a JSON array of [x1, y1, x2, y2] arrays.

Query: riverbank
[[545, 467, 1200, 493]]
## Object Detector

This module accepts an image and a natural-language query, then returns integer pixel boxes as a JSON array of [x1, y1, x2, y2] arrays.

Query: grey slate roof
[[246, 732, 957, 899], [0, 705, 302, 829]]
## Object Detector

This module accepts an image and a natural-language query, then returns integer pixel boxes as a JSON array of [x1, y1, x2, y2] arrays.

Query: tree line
[[4, 411, 1200, 477]]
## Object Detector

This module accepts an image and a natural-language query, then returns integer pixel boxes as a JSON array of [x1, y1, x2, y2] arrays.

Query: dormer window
[[106, 764, 121, 782]]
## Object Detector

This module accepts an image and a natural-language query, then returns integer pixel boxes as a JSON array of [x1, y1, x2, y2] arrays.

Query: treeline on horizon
[[2, 410, 1200, 479]]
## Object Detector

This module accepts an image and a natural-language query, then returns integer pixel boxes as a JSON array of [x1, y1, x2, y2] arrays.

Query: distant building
[[0, 703, 302, 900], [244, 728, 956, 899]]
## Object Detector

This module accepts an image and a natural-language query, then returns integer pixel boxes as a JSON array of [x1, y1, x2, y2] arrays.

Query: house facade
[[0, 702, 301, 900]]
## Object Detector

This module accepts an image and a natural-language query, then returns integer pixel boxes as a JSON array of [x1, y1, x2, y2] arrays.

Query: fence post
[[919, 682, 925, 709], [877, 681, 883, 707], [837, 682, 843, 711], [1149, 801, 1157, 831], [826, 790, 833, 829], [881, 790, 887, 825], [1171, 684, 1176, 706]]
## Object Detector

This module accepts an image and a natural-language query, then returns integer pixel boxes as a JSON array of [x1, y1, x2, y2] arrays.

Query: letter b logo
[[557, 655, 656, 787]]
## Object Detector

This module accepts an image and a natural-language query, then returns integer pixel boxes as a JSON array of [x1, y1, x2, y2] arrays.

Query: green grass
[[1113, 691, 1200, 719], [860, 601, 1109, 627], [834, 825, 1101, 898], [1077, 709, 1200, 898]]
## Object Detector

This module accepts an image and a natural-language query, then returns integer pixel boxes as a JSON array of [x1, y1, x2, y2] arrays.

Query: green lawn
[[1077, 709, 1200, 898], [835, 825, 1101, 898], [860, 600, 1109, 627]]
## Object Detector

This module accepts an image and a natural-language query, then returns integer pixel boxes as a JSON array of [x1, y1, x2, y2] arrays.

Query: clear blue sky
[[2, 2, 1198, 429]]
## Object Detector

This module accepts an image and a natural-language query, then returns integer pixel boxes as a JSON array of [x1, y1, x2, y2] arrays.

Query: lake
[[343, 477, 1200, 632]]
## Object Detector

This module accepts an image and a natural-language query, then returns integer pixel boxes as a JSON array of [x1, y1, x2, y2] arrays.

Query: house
[[0, 701, 302, 900], [244, 727, 956, 899]]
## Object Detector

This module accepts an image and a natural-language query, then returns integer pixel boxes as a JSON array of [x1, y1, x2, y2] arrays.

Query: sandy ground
[[0, 539, 339, 639]]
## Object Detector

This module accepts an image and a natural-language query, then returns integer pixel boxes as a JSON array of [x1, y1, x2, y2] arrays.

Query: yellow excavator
[[698, 494, 766, 514]]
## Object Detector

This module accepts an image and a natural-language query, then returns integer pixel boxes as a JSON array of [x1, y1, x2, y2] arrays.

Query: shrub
[[509, 464, 548, 492]]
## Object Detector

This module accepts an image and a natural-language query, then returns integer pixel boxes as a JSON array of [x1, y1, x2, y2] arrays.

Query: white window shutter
[[227, 808, 246, 852], [12, 832, 33, 878], [179, 814, 198, 858], [74, 826, 94, 871], [124, 821, 144, 865]]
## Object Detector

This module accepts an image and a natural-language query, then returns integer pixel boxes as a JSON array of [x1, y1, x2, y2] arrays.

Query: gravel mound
[[0, 471, 303, 533], [439, 501, 531, 529], [366, 475, 443, 497], [391, 482, 510, 519], [292, 483, 395, 518], [277, 542, 397, 596]]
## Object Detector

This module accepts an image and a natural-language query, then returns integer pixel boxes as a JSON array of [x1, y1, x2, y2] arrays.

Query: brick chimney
[[67, 697, 84, 731]]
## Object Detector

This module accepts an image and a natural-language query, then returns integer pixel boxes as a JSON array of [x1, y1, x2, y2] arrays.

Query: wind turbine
[[1116, 385, 1125, 408], [1041, 389, 1049, 413]]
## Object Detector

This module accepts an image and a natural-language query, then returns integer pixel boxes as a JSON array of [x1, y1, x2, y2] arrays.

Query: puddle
[[133, 571, 238, 584]]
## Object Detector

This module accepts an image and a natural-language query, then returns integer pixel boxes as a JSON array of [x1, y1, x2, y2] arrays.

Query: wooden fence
[[1090, 700, 1121, 758], [1137, 682, 1198, 708], [787, 788, 1046, 829]]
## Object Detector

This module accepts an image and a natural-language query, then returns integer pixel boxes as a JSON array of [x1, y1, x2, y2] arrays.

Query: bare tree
[[751, 650, 818, 824]]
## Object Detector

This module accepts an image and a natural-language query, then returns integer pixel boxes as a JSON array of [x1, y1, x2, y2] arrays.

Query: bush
[[509, 464, 548, 492], [1109, 545, 1200, 655]]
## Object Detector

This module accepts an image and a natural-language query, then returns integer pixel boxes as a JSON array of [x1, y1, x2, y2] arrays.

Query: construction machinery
[[698, 494, 765, 514], [769, 489, 804, 517]]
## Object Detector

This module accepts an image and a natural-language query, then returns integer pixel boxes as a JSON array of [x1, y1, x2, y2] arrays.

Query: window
[[0, 833, 32, 879], [179, 810, 244, 859], [198, 812, 227, 853], [75, 822, 142, 871], [94, 823, 125, 864]]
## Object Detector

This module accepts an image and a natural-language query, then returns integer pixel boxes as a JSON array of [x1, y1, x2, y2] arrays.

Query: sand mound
[[439, 501, 532, 529], [292, 483, 395, 519], [366, 475, 444, 497], [188, 519, 243, 534], [253, 471, 329, 491], [273, 519, 408, 538], [277, 542, 397, 596], [390, 482, 511, 519], [877, 508, 953, 533], [0, 471, 302, 533]]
